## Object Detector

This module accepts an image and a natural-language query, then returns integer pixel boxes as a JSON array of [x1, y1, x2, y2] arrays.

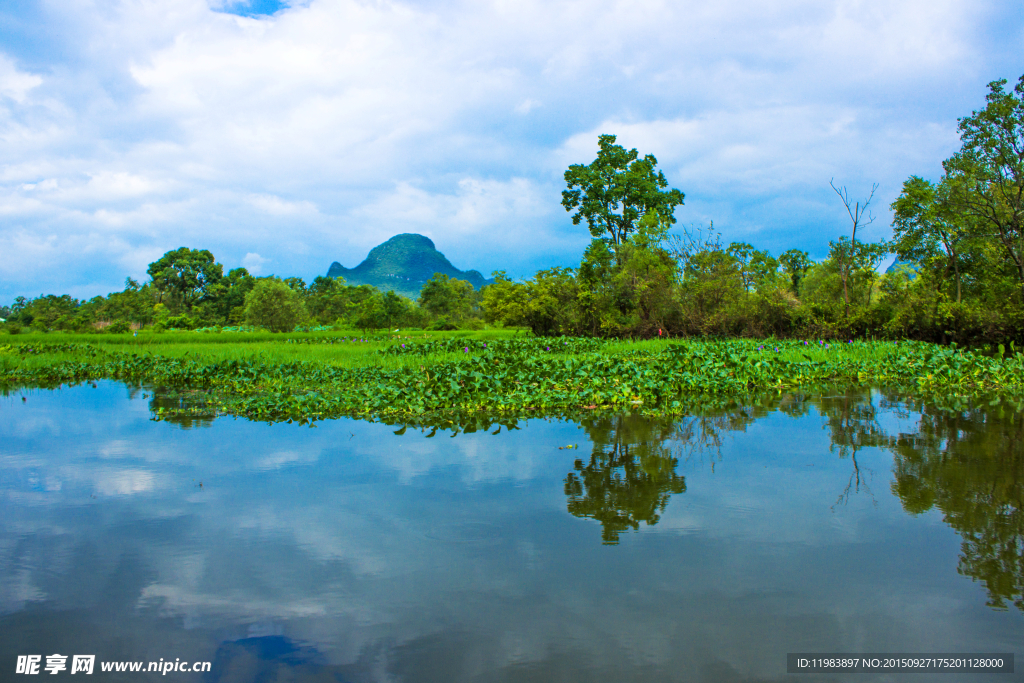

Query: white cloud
[[0, 55, 42, 104], [0, 0, 1019, 298], [515, 99, 541, 115], [242, 252, 269, 274], [247, 193, 317, 216]]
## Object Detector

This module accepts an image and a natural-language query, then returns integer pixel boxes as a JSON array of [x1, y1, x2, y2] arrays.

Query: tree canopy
[[146, 247, 223, 310], [943, 75, 1024, 293], [562, 134, 684, 257]]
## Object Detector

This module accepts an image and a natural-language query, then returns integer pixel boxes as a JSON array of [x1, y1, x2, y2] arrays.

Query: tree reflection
[[816, 388, 888, 508], [134, 376, 1024, 611], [147, 387, 216, 429], [565, 415, 687, 544], [888, 398, 1024, 611], [563, 402, 795, 544]]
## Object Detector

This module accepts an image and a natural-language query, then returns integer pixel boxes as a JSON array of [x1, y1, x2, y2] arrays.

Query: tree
[[943, 75, 1024, 297], [418, 273, 474, 322], [481, 271, 529, 328], [891, 175, 972, 303], [671, 228, 743, 335], [354, 294, 387, 332], [666, 222, 722, 278], [779, 249, 812, 297], [562, 134, 684, 260], [283, 277, 307, 294], [99, 278, 155, 326], [522, 267, 581, 337], [147, 248, 223, 311], [243, 279, 307, 332], [220, 267, 256, 324], [830, 180, 878, 317], [306, 275, 347, 323], [725, 242, 756, 291], [614, 240, 680, 335], [381, 290, 409, 324]]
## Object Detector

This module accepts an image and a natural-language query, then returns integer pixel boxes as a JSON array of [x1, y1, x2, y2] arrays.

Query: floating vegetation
[[376, 336, 605, 357], [3, 338, 1024, 425]]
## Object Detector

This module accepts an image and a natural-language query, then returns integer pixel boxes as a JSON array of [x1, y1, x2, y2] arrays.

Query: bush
[[107, 320, 131, 333], [430, 317, 459, 331], [166, 314, 197, 330], [244, 279, 308, 332]]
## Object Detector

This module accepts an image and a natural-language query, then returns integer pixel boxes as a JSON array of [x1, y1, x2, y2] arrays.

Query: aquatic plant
[[4, 338, 1024, 426]]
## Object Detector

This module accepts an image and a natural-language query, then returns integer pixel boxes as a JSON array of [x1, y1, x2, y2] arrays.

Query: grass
[[0, 328, 526, 370]]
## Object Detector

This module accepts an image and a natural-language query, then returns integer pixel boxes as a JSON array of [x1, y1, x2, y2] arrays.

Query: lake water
[[1, 383, 1021, 682]]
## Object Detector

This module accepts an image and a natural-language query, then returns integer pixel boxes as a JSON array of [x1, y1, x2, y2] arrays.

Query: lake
[[1, 383, 1021, 681]]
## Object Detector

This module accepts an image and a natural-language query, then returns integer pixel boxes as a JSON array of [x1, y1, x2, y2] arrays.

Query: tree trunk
[[841, 256, 850, 318]]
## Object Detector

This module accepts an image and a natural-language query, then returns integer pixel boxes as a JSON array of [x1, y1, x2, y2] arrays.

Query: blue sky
[[0, 0, 1022, 302]]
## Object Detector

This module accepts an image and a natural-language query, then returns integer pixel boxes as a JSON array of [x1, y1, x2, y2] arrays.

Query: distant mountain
[[885, 259, 918, 280], [327, 234, 493, 299]]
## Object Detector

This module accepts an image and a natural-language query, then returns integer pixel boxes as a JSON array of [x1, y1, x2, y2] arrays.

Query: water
[[1, 383, 1021, 681]]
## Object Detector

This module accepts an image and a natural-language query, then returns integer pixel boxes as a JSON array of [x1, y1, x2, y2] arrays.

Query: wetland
[[1, 339, 1022, 681]]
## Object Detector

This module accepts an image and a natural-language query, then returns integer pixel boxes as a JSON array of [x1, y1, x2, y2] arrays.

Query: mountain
[[326, 234, 493, 299], [885, 259, 919, 280]]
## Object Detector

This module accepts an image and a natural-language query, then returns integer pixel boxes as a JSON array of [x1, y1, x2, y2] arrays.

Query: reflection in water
[[146, 383, 1024, 608], [147, 387, 217, 430], [564, 415, 687, 544], [563, 407, 764, 544], [4, 383, 1024, 683], [889, 397, 1024, 612], [208, 636, 348, 683], [818, 389, 889, 508], [560, 390, 1024, 613]]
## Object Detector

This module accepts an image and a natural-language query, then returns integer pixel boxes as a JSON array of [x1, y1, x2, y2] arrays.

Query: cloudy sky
[[0, 0, 1021, 302]]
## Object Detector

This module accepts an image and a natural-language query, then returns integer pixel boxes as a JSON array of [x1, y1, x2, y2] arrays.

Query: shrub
[[430, 317, 459, 331], [166, 314, 197, 330], [244, 279, 308, 332]]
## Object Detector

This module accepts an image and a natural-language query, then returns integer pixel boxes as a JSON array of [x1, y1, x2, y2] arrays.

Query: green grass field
[[0, 327, 906, 368]]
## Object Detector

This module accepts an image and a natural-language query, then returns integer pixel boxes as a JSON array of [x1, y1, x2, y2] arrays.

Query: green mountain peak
[[327, 234, 492, 298]]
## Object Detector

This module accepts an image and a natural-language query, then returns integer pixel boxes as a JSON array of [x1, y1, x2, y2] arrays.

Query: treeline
[[4, 74, 1023, 344], [0, 247, 487, 334]]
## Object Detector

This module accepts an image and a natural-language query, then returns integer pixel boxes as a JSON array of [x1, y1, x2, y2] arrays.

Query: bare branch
[[831, 179, 880, 317]]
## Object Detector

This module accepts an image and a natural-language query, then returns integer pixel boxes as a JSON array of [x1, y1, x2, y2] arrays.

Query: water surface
[[1, 384, 1021, 681]]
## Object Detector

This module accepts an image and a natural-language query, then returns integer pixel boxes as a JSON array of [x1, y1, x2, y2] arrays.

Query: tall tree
[[562, 134, 684, 259], [891, 175, 972, 303], [944, 75, 1024, 297], [779, 249, 812, 297], [147, 248, 223, 311]]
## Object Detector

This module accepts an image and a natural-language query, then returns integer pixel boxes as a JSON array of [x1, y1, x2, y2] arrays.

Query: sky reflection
[[0, 384, 1020, 682]]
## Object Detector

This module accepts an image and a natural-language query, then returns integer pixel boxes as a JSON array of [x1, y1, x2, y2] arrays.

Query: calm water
[[1, 384, 1021, 682]]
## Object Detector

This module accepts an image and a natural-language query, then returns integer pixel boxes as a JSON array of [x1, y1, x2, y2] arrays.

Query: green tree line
[[0, 249, 488, 334]]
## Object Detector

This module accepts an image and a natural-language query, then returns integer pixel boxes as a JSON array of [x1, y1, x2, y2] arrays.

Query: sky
[[0, 0, 1022, 302]]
